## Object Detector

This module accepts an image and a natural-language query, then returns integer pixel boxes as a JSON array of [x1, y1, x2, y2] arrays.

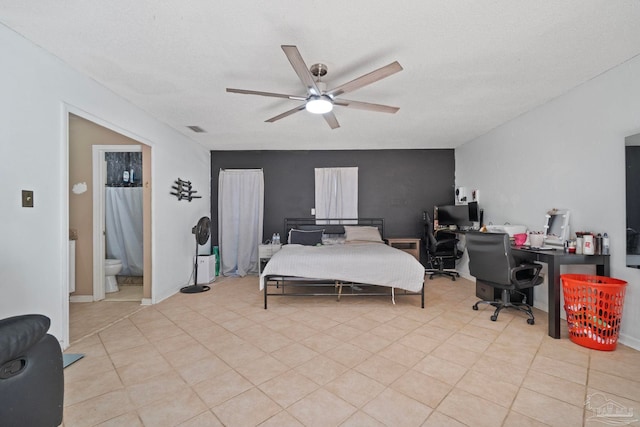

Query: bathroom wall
[[105, 152, 143, 187]]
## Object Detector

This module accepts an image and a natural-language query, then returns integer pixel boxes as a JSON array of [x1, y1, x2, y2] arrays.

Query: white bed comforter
[[260, 243, 425, 292]]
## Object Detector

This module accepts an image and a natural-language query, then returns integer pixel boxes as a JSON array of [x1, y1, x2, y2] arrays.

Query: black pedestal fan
[[180, 216, 212, 294]]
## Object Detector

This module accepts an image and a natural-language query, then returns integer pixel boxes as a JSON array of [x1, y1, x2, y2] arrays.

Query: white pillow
[[344, 226, 383, 242]]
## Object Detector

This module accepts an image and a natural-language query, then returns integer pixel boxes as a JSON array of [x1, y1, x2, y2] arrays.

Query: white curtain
[[315, 167, 358, 224], [218, 169, 264, 276], [105, 187, 144, 276]]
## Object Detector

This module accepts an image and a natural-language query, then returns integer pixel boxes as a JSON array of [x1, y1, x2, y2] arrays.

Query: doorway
[[68, 113, 152, 341], [94, 146, 144, 302]]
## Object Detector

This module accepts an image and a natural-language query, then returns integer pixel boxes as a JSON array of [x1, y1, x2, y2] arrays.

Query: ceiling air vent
[[186, 125, 206, 133]]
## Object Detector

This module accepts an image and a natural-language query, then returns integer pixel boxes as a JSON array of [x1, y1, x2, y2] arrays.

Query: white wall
[[456, 55, 640, 350], [0, 24, 210, 348]]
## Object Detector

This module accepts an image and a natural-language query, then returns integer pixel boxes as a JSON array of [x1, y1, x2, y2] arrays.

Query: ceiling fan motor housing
[[310, 63, 328, 78]]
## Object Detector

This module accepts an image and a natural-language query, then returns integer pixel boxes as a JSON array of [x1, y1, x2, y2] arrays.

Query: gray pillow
[[344, 226, 383, 242], [289, 229, 324, 246]]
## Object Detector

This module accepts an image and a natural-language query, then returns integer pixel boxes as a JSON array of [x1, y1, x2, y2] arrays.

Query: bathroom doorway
[[96, 147, 144, 302], [68, 113, 152, 307], [68, 113, 153, 341]]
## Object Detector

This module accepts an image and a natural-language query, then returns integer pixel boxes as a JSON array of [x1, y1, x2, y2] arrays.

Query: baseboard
[[69, 295, 94, 303], [458, 272, 474, 281], [619, 332, 640, 351]]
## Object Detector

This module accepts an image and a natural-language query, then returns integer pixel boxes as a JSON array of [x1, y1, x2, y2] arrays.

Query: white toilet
[[104, 259, 122, 293]]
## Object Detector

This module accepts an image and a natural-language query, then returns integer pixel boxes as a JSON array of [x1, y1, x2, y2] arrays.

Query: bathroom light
[[305, 95, 333, 114]]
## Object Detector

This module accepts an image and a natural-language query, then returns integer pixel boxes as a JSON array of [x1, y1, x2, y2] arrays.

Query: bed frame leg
[[421, 282, 425, 309], [264, 279, 268, 309], [335, 281, 342, 302]]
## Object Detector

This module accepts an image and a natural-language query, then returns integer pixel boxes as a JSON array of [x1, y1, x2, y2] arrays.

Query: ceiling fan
[[226, 45, 403, 129]]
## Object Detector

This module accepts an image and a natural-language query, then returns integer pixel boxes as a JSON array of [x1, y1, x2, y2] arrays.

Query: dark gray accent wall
[[210, 149, 455, 244]]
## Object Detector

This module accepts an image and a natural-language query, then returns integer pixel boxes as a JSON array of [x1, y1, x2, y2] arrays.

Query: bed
[[260, 218, 425, 308]]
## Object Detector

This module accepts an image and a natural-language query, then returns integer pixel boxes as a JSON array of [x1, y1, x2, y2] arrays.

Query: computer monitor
[[468, 201, 480, 222], [435, 204, 471, 228]]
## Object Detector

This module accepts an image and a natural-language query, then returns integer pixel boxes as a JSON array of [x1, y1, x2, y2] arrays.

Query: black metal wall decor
[[171, 178, 202, 202]]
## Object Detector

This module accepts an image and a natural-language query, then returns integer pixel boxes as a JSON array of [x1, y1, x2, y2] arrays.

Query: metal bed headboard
[[283, 218, 385, 241]]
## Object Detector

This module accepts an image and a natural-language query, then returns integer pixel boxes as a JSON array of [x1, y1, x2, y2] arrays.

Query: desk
[[512, 247, 610, 339]]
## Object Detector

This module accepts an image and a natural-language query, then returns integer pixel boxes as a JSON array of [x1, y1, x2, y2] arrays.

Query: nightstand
[[259, 244, 282, 273], [387, 238, 421, 261]]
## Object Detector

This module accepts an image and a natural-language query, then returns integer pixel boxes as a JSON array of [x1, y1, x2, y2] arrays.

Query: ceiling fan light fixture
[[305, 95, 333, 114]]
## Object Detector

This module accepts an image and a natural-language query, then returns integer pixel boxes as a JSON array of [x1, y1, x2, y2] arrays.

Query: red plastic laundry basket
[[561, 274, 627, 351]]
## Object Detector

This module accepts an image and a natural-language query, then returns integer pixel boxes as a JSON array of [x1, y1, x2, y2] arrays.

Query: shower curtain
[[218, 169, 264, 276], [105, 187, 144, 276]]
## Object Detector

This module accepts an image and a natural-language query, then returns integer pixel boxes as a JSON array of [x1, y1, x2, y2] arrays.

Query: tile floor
[[63, 275, 640, 426], [104, 285, 144, 303], [69, 298, 144, 344]]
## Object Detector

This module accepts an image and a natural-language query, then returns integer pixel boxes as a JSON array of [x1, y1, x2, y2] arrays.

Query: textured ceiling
[[2, 1, 640, 150]]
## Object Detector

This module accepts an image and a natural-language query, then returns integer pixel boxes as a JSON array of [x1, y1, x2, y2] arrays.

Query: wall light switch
[[22, 190, 34, 208], [311, 208, 316, 216]]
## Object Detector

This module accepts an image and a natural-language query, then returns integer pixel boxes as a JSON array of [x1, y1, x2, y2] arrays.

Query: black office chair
[[424, 216, 463, 281], [466, 232, 543, 324], [0, 314, 64, 427]]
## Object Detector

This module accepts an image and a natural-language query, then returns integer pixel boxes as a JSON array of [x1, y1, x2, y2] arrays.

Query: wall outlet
[[22, 190, 34, 208], [311, 208, 315, 216]]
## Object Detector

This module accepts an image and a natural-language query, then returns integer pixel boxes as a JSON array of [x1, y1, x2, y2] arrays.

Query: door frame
[[92, 145, 142, 301]]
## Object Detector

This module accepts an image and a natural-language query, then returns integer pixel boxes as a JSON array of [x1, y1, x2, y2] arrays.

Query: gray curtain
[[218, 169, 264, 276]]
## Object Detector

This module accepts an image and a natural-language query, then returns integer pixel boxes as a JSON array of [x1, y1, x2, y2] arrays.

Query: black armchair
[[0, 314, 64, 427], [465, 232, 543, 324], [423, 216, 463, 281]]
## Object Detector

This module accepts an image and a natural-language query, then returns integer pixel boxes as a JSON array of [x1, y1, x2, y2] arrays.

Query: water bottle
[[275, 233, 280, 245], [271, 233, 276, 245], [603, 233, 610, 255]]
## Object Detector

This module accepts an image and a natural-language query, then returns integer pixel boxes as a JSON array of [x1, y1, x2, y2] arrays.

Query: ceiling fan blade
[[323, 111, 340, 129], [226, 88, 306, 101], [281, 45, 322, 96], [334, 99, 399, 114], [265, 104, 307, 123], [327, 61, 403, 98]]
